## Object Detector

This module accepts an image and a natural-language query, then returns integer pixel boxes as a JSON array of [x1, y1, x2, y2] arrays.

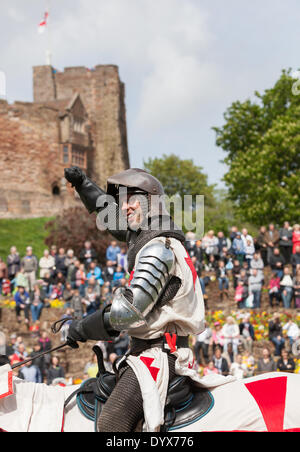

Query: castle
[[0, 64, 130, 218]]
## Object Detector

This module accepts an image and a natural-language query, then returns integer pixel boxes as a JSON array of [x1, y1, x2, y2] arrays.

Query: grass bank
[[0, 217, 54, 260]]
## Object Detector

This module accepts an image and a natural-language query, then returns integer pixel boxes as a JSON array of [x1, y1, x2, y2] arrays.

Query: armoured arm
[[67, 242, 176, 346], [64, 166, 127, 241], [64, 166, 107, 214], [108, 241, 175, 331], [67, 307, 119, 348]]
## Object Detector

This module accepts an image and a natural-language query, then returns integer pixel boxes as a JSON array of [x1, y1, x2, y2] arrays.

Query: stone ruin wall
[[0, 64, 130, 218], [33, 64, 130, 187]]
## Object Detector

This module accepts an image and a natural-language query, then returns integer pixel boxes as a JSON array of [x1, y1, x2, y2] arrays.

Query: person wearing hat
[[64, 166, 205, 432]]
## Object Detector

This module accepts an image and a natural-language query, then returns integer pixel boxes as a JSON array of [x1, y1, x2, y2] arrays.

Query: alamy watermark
[[95, 189, 204, 240]]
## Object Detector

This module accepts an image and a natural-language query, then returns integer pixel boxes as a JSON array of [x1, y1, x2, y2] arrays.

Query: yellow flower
[[50, 299, 65, 309]]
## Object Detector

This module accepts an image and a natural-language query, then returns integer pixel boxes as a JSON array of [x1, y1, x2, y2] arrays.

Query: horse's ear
[[0, 355, 10, 367]]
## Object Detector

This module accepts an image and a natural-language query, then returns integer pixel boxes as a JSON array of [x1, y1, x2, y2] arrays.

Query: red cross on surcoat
[[184, 253, 197, 291]]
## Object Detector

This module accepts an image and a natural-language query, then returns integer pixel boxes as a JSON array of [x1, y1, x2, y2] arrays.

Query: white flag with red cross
[[38, 11, 49, 33]]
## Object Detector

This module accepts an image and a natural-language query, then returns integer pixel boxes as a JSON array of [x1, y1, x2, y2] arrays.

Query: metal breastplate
[[126, 217, 185, 310]]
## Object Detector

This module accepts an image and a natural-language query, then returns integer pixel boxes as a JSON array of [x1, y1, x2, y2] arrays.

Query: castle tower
[[33, 64, 130, 187], [0, 64, 130, 218]]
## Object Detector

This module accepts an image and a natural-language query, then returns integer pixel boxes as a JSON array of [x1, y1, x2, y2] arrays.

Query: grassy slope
[[0, 217, 54, 260]]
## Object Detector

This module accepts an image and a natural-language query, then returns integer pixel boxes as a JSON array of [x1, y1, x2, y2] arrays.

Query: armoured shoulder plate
[[109, 241, 175, 331]]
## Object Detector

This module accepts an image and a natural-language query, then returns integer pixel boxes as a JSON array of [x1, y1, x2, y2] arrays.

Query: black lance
[[11, 317, 77, 370]]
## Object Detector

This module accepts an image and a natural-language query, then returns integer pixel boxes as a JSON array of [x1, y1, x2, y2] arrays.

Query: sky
[[1, 0, 300, 188]]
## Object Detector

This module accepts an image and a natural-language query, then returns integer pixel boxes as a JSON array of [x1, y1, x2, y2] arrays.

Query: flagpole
[[46, 0, 52, 65]]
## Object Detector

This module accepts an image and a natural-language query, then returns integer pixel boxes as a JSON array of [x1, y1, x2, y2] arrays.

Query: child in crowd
[[268, 272, 281, 307], [203, 360, 219, 376], [235, 280, 248, 309], [50, 282, 64, 300]]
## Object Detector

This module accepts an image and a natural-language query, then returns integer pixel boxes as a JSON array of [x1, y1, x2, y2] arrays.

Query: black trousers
[[15, 304, 30, 321], [280, 246, 292, 265], [97, 354, 176, 432]]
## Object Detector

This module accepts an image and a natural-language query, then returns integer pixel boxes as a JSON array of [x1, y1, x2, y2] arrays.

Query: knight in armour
[[64, 166, 205, 432]]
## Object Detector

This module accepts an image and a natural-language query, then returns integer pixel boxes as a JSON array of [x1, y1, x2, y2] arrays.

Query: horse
[[0, 358, 300, 432]]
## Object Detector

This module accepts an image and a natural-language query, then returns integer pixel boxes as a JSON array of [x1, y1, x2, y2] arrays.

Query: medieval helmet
[[107, 168, 164, 198], [106, 168, 169, 229]]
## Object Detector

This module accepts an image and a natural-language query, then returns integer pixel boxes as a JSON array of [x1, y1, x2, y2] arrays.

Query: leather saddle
[[65, 346, 214, 432], [162, 375, 214, 431]]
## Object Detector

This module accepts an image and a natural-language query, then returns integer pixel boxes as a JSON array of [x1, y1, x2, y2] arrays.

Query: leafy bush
[[44, 207, 117, 265]]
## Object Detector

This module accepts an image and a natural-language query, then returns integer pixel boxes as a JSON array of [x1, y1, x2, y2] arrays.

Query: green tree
[[213, 69, 300, 226], [143, 154, 239, 235], [144, 154, 215, 206], [45, 207, 113, 265]]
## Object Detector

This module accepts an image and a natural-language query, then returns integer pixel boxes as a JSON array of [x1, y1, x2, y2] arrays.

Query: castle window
[[52, 185, 60, 196], [74, 118, 84, 134], [63, 145, 69, 163], [71, 146, 86, 168]]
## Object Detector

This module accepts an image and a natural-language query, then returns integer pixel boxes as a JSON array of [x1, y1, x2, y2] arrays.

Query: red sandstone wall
[[33, 65, 130, 187], [0, 63, 130, 218], [0, 100, 80, 218]]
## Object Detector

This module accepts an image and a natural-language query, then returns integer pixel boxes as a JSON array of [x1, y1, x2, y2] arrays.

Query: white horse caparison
[[1, 369, 300, 432]]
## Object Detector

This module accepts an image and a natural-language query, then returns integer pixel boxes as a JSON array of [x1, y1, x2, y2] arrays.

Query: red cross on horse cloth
[[245, 376, 288, 432]]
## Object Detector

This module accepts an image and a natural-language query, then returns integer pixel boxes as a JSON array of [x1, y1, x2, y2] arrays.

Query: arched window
[[71, 146, 86, 167], [52, 184, 60, 196]]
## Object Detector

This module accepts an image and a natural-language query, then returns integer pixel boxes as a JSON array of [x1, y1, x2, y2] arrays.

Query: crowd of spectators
[[0, 240, 129, 328], [193, 312, 300, 378], [0, 239, 131, 383], [0, 220, 300, 383], [4, 331, 65, 385], [186, 222, 300, 309]]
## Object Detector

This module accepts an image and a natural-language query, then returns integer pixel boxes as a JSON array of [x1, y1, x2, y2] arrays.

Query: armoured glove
[[64, 166, 108, 214], [67, 320, 87, 349], [64, 166, 127, 241], [64, 166, 85, 188], [67, 309, 118, 349]]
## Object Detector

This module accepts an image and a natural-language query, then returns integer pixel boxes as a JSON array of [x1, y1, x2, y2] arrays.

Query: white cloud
[[137, 36, 220, 130], [47, 0, 218, 130], [7, 6, 26, 23], [2, 0, 219, 128], [4, 0, 297, 186]]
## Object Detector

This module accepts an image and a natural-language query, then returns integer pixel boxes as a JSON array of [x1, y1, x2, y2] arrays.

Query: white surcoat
[[127, 236, 205, 340], [120, 237, 235, 431]]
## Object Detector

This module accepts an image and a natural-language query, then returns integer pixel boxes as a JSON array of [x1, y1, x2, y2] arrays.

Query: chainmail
[[97, 354, 176, 432], [127, 216, 186, 272], [155, 275, 182, 309]]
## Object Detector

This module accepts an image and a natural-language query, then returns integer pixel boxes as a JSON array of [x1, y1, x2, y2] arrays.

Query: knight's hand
[[67, 320, 87, 349], [64, 166, 86, 188]]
